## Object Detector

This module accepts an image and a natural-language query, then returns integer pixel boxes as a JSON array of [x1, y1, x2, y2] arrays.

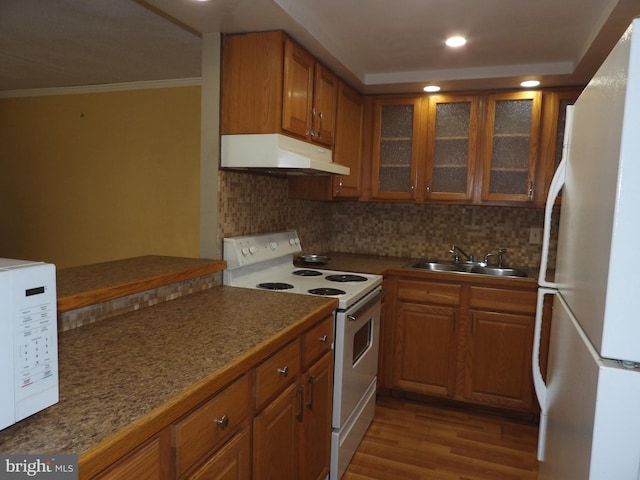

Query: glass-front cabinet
[[371, 97, 422, 200], [425, 95, 479, 202], [481, 91, 542, 203], [368, 89, 563, 206]]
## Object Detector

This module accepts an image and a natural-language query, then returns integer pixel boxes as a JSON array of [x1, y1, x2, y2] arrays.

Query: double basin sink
[[405, 260, 531, 278]]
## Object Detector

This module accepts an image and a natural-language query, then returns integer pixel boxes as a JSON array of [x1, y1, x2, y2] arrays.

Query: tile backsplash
[[219, 171, 558, 269]]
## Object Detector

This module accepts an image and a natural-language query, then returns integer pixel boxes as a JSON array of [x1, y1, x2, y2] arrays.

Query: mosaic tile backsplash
[[219, 171, 558, 269]]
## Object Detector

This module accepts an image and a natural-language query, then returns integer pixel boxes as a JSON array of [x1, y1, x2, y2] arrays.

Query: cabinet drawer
[[397, 279, 461, 305], [254, 338, 301, 410], [173, 374, 251, 477], [302, 315, 334, 367], [469, 286, 536, 314]]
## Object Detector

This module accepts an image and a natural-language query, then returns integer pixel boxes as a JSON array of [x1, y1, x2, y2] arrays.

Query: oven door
[[332, 288, 382, 428]]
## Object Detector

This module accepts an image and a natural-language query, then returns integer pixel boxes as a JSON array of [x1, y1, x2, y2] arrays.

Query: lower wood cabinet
[[464, 310, 534, 411], [300, 351, 333, 480], [173, 375, 252, 478], [253, 350, 333, 480], [253, 382, 300, 480], [187, 425, 251, 480], [388, 274, 542, 413], [394, 302, 458, 397], [93, 433, 169, 480]]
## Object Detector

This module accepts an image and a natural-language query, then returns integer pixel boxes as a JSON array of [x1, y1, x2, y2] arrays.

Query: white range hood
[[221, 133, 350, 176]]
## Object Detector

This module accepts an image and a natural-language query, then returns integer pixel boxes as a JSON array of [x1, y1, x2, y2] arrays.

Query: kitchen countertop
[[297, 252, 413, 275], [307, 252, 539, 284], [56, 255, 226, 312], [0, 285, 336, 472]]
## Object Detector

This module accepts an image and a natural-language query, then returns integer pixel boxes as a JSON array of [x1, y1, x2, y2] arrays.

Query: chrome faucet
[[484, 248, 507, 267], [449, 245, 473, 263]]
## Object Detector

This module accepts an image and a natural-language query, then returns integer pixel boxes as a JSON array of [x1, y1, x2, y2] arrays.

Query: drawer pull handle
[[307, 375, 315, 410], [296, 385, 304, 421], [277, 366, 289, 377], [214, 414, 229, 430], [319, 335, 328, 343]]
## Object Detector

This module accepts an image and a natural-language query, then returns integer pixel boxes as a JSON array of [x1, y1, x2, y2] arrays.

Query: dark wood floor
[[343, 395, 539, 480]]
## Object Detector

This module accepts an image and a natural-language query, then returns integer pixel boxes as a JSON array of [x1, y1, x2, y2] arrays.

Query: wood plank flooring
[[343, 396, 539, 480]]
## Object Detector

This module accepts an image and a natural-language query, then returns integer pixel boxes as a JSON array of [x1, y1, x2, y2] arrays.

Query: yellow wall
[[0, 86, 201, 268]]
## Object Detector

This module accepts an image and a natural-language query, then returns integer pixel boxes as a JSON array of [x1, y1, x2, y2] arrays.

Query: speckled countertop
[[56, 256, 220, 298], [56, 255, 226, 312], [0, 286, 335, 458], [297, 252, 413, 274]]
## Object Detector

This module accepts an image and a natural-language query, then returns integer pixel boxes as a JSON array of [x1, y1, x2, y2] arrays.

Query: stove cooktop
[[223, 231, 382, 309]]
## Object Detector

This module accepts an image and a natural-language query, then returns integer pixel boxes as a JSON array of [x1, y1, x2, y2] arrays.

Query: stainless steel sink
[[405, 260, 530, 278], [479, 266, 529, 277]]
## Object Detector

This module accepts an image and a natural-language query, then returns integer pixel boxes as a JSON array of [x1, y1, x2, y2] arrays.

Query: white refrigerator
[[533, 18, 640, 480]]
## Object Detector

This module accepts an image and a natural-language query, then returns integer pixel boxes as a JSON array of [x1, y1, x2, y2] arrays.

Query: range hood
[[221, 134, 350, 176]]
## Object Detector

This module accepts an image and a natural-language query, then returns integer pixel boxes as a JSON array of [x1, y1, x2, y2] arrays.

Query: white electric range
[[223, 230, 382, 479]]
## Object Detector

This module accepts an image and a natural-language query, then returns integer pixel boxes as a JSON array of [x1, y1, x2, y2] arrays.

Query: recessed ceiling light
[[445, 36, 467, 48], [423, 85, 441, 92], [520, 80, 541, 88]]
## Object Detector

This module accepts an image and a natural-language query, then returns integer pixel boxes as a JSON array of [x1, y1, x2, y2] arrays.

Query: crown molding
[[0, 78, 202, 98]]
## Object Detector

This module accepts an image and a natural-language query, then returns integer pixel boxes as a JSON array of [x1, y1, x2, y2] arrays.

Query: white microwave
[[0, 259, 58, 431]]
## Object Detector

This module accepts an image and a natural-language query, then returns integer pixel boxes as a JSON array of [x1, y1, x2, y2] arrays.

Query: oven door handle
[[347, 289, 386, 321]]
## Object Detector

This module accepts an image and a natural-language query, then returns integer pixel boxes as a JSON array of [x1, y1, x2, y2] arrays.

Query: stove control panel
[[223, 230, 302, 269]]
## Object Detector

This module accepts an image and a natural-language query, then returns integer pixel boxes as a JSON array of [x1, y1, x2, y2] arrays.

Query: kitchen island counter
[[0, 285, 336, 478]]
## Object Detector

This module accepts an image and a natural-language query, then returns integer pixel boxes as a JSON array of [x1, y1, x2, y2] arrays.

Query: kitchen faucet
[[484, 248, 507, 267], [449, 245, 473, 263]]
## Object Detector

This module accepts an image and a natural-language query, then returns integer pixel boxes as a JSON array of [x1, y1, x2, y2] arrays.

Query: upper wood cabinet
[[288, 80, 364, 201], [538, 89, 581, 201], [282, 38, 337, 146], [371, 96, 423, 200], [424, 94, 479, 202], [480, 91, 542, 203], [331, 81, 364, 198], [221, 31, 337, 147], [365, 89, 569, 206]]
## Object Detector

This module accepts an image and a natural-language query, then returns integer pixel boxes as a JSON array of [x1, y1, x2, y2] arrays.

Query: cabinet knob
[[214, 414, 229, 430], [277, 366, 289, 377], [319, 335, 328, 343]]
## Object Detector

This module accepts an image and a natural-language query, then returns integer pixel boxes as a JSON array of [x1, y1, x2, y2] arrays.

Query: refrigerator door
[[540, 294, 640, 479], [555, 20, 640, 363]]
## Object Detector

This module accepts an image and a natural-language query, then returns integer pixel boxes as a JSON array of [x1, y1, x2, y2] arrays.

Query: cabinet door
[[312, 63, 338, 146], [94, 434, 167, 480], [425, 95, 479, 201], [464, 310, 534, 411], [282, 38, 314, 139], [371, 97, 423, 200], [300, 352, 333, 480], [187, 426, 251, 480], [332, 82, 364, 198], [253, 382, 301, 480], [481, 91, 542, 203], [393, 302, 458, 396], [539, 89, 581, 202]]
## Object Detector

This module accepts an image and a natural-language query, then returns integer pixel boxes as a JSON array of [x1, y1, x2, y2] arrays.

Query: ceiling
[[2, 0, 640, 95]]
